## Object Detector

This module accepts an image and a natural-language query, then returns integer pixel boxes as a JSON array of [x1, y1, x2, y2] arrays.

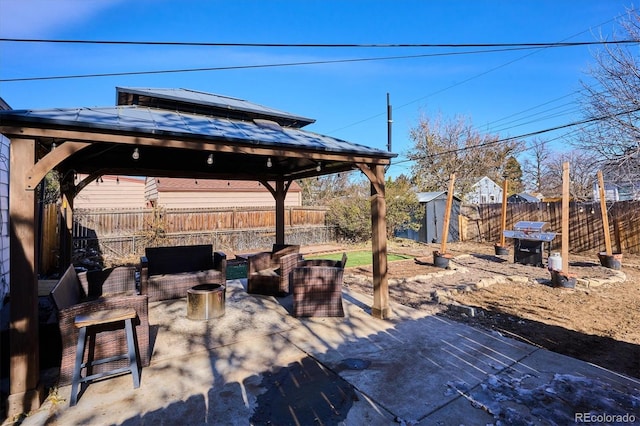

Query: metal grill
[[503, 221, 557, 267]]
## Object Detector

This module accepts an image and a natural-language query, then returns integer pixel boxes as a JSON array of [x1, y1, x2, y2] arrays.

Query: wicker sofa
[[50, 265, 150, 386], [140, 244, 227, 302]]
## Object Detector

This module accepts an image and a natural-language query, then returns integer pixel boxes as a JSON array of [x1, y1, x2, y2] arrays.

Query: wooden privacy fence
[[474, 200, 640, 254], [40, 206, 331, 273], [72, 206, 328, 236]]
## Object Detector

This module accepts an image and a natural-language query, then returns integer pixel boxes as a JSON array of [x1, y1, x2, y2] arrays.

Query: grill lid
[[504, 221, 556, 241], [513, 221, 549, 232]]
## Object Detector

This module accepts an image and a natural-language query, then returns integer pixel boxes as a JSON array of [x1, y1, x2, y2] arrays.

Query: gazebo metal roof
[[1, 89, 394, 182], [116, 87, 317, 128]]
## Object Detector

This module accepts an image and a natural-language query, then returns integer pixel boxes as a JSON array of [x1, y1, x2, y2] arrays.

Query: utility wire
[[1, 38, 638, 48], [398, 106, 640, 164], [332, 14, 629, 136], [0, 45, 591, 83]]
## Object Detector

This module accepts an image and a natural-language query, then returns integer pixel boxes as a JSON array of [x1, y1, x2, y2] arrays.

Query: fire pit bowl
[[187, 283, 225, 320]]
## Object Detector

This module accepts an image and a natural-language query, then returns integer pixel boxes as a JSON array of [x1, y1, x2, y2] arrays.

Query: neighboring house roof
[[153, 178, 301, 192], [116, 87, 316, 128], [416, 191, 461, 203], [471, 176, 499, 188]]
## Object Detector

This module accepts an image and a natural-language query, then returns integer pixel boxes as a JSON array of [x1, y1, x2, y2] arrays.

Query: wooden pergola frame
[[1, 111, 394, 416]]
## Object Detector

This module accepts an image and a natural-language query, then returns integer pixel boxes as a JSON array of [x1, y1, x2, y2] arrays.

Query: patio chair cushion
[[145, 244, 214, 276]]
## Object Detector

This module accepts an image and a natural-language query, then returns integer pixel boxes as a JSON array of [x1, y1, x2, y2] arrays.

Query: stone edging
[[343, 253, 627, 318], [434, 255, 628, 317]]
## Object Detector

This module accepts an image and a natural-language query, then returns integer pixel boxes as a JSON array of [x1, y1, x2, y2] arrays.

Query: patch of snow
[[447, 373, 639, 425]]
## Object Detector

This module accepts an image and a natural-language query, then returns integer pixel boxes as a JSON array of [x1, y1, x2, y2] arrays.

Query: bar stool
[[70, 308, 141, 406]]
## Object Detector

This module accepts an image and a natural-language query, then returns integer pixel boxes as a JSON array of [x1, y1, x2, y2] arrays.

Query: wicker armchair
[[140, 244, 227, 302], [51, 265, 150, 386], [247, 244, 301, 296], [291, 253, 348, 317]]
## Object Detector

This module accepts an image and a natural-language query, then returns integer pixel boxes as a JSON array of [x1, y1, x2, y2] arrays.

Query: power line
[[397, 106, 640, 164], [1, 38, 638, 48], [0, 45, 588, 83], [332, 14, 628, 136]]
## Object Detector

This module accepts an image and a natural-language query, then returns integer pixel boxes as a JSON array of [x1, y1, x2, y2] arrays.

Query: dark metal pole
[[387, 93, 392, 153]]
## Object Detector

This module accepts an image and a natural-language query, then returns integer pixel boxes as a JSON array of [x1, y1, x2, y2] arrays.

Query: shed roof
[[508, 193, 540, 203], [416, 191, 461, 203]]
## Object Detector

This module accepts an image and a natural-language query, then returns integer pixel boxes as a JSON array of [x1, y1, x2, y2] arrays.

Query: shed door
[[426, 199, 459, 243]]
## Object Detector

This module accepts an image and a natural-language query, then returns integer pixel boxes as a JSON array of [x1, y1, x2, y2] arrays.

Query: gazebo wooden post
[[358, 163, 390, 319], [7, 138, 44, 417], [264, 179, 291, 246], [275, 180, 286, 245]]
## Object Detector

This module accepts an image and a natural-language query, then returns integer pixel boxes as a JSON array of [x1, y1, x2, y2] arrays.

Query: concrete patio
[[7, 279, 639, 425]]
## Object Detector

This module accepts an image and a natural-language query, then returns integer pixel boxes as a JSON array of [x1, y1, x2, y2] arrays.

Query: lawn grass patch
[[305, 250, 411, 268]]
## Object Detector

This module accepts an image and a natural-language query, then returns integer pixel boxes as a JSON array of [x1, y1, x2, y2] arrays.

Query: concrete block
[[575, 278, 589, 289], [478, 278, 495, 287], [448, 303, 476, 317], [588, 278, 605, 287], [493, 275, 508, 284]]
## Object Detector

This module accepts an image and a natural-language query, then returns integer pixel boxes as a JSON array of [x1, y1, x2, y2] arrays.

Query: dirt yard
[[340, 240, 640, 379]]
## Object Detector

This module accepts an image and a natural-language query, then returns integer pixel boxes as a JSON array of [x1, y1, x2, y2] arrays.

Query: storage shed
[[398, 191, 461, 243]]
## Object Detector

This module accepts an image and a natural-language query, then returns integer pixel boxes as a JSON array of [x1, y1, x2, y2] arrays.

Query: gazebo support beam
[[358, 163, 390, 319], [7, 138, 43, 417], [262, 180, 292, 245]]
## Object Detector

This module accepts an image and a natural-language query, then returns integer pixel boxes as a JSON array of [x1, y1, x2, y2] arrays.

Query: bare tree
[[299, 172, 352, 206], [578, 7, 640, 160], [407, 113, 520, 196], [521, 138, 552, 193], [542, 150, 599, 200]]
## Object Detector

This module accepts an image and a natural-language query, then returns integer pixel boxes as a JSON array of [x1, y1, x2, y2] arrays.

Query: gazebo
[[0, 87, 396, 416]]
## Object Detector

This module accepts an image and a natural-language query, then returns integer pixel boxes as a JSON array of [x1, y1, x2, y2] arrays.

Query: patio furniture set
[[48, 243, 347, 405]]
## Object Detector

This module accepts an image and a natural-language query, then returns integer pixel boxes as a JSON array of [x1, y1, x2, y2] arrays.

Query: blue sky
[[0, 0, 636, 177]]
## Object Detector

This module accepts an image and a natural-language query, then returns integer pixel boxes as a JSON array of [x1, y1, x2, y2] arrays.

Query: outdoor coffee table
[[187, 283, 225, 320]]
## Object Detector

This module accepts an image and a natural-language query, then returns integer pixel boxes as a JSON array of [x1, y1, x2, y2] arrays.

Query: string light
[[207, 154, 214, 165], [132, 147, 140, 160], [266, 157, 272, 168]]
